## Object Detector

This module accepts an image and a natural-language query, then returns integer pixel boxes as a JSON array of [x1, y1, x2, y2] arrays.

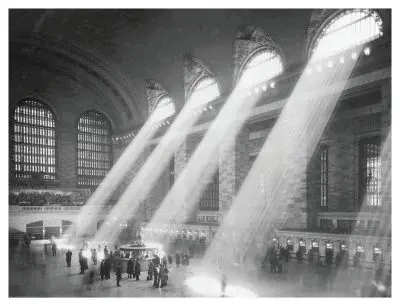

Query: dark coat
[[127, 259, 134, 274], [176, 254, 181, 265], [168, 255, 173, 265], [135, 261, 141, 274], [66, 251, 72, 261], [148, 262, 154, 275], [116, 265, 122, 280]]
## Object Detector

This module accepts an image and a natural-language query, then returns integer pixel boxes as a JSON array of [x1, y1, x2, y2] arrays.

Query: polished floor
[[9, 246, 386, 297]]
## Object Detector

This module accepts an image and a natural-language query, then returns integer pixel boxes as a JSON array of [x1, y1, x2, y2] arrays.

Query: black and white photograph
[[6, 3, 393, 299]]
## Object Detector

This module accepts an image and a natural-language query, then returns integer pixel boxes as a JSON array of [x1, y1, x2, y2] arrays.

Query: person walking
[[127, 258, 134, 278], [104, 245, 109, 258], [92, 249, 98, 265], [116, 261, 122, 287], [135, 258, 141, 280], [175, 252, 181, 268], [66, 249, 72, 267]]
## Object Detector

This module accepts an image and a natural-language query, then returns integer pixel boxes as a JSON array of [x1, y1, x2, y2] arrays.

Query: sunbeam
[[93, 81, 222, 244], [204, 47, 363, 270]]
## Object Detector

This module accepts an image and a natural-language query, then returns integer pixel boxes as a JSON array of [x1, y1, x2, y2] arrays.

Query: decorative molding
[[10, 33, 143, 123], [183, 54, 218, 102], [233, 25, 285, 86]]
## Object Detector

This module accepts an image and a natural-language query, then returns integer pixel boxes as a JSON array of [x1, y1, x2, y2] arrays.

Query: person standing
[[66, 249, 72, 267], [147, 261, 154, 281], [79, 249, 85, 274], [168, 254, 173, 266], [220, 271, 227, 297], [104, 245, 109, 258], [159, 265, 165, 288], [52, 243, 57, 256], [175, 252, 180, 268], [153, 265, 159, 288], [135, 259, 141, 281], [100, 259, 106, 280], [92, 249, 98, 265], [127, 258, 134, 278], [116, 261, 122, 287]]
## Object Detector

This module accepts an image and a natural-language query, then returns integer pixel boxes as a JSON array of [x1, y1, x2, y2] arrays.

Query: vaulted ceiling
[[9, 9, 390, 131]]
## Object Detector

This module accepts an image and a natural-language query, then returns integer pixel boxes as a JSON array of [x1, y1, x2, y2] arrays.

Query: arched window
[[238, 49, 283, 90], [152, 95, 175, 122], [311, 9, 383, 61], [77, 111, 112, 187], [188, 77, 220, 105], [11, 98, 57, 181]]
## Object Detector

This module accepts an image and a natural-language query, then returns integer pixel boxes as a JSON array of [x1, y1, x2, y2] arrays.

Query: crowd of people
[[69, 244, 194, 290]]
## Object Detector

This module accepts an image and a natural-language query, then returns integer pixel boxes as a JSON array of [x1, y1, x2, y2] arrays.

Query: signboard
[[197, 215, 219, 224]]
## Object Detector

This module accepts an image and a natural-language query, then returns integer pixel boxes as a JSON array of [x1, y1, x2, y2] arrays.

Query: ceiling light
[[262, 85, 267, 91], [254, 87, 259, 94], [351, 52, 357, 60], [209, 105, 213, 110], [339, 56, 345, 64], [327, 61, 333, 68], [203, 107, 207, 111], [316, 65, 322, 72], [306, 68, 312, 75], [248, 91, 252, 96], [364, 47, 371, 56], [270, 82, 275, 88]]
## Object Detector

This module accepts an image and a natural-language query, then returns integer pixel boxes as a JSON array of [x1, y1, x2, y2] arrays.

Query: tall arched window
[[77, 111, 112, 187], [188, 76, 220, 106], [311, 9, 383, 61], [238, 49, 283, 90], [152, 95, 175, 122], [11, 98, 57, 181]]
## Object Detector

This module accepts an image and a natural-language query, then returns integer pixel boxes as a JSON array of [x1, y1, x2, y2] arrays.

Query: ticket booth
[[356, 244, 365, 258], [311, 240, 319, 252], [286, 238, 294, 252], [373, 245, 383, 262], [298, 238, 306, 253], [340, 242, 348, 252]]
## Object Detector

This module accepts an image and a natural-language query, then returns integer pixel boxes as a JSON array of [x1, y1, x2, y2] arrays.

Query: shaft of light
[[146, 71, 284, 232], [204, 49, 361, 267], [65, 113, 162, 242], [93, 89, 220, 244]]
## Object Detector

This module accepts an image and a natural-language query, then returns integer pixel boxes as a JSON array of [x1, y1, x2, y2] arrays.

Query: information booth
[[119, 244, 162, 272]]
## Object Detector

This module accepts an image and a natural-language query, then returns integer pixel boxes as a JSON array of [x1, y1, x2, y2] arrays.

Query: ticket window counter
[[373, 245, 383, 262], [311, 240, 319, 252], [356, 244, 366, 259], [286, 238, 294, 252], [298, 239, 306, 253], [325, 242, 333, 254], [340, 242, 349, 254]]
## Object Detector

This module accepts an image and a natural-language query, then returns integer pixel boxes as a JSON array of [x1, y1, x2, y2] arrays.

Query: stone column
[[219, 127, 250, 217], [58, 126, 77, 188]]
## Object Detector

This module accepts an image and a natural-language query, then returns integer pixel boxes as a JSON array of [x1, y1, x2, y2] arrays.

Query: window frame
[[199, 169, 219, 212], [319, 145, 329, 209], [76, 110, 113, 188], [358, 135, 382, 208], [310, 9, 384, 61], [10, 98, 58, 183]]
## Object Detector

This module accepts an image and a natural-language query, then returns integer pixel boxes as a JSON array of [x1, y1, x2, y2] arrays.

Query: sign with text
[[197, 215, 219, 224]]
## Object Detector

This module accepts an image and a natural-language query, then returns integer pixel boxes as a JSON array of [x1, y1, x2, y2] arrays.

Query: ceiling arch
[[10, 33, 144, 127]]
